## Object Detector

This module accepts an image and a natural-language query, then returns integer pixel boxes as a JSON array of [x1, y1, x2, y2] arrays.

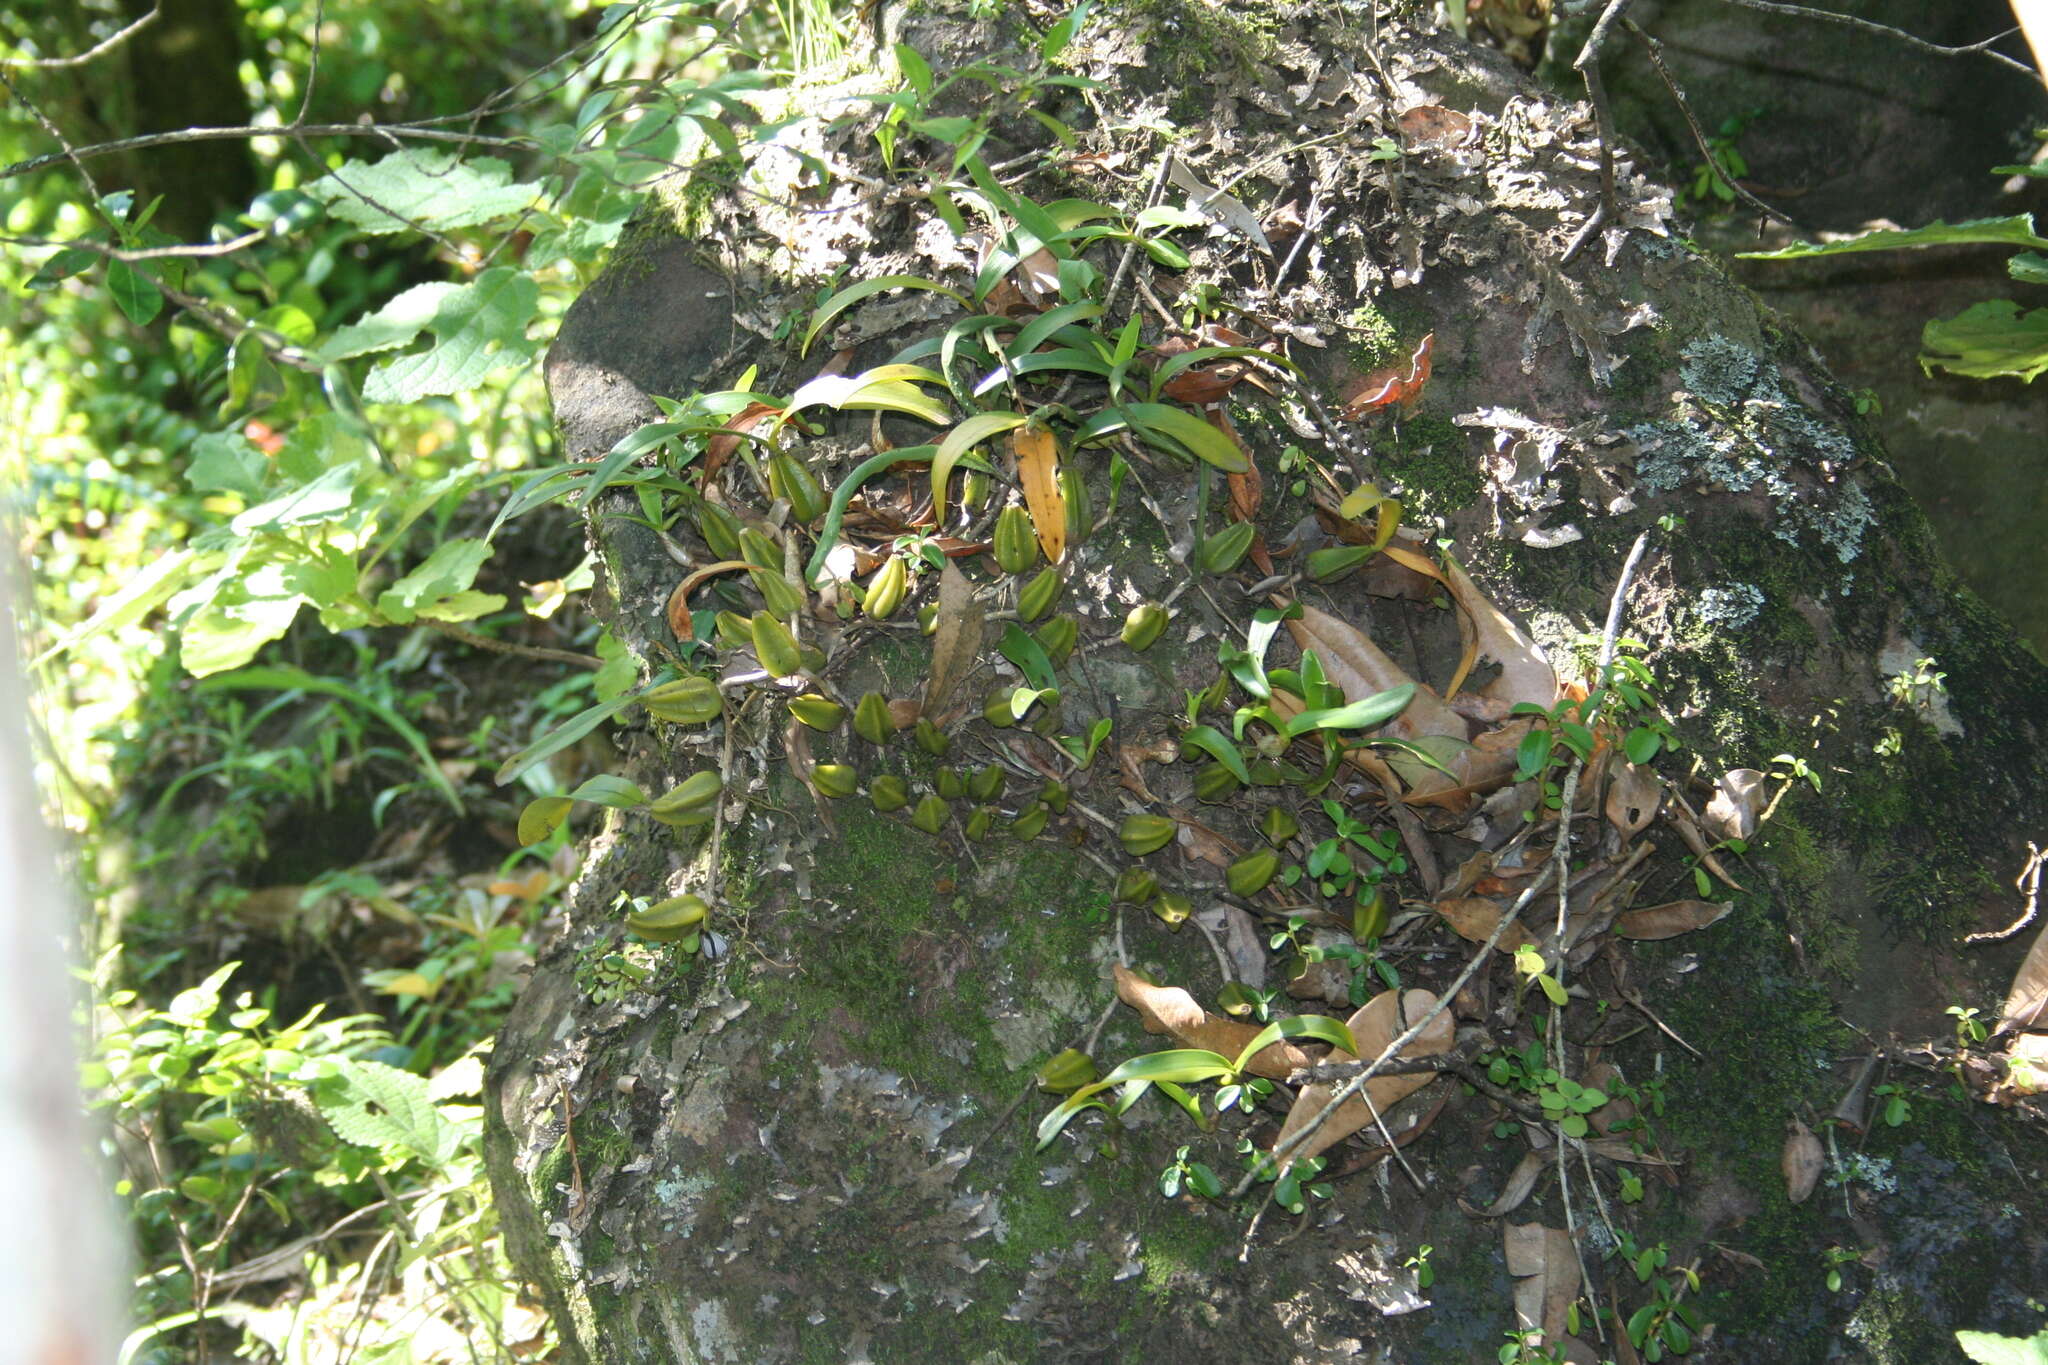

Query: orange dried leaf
[[1398, 104, 1475, 151], [1011, 425, 1065, 563], [1339, 333, 1434, 418], [1442, 555, 1559, 708]]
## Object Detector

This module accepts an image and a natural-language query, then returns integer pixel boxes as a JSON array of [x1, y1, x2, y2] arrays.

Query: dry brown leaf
[[1398, 104, 1474, 151], [1011, 426, 1065, 564], [1606, 762, 1662, 836], [1832, 1054, 1878, 1133], [1615, 899, 1732, 941], [1999, 922, 2048, 1033], [1434, 896, 1536, 952], [1271, 987, 1454, 1170], [1111, 964, 1313, 1080], [1460, 1149, 1546, 1218], [1284, 603, 1466, 740], [1782, 1118, 1823, 1204], [1442, 556, 1559, 710], [1704, 768, 1767, 844], [1505, 1222, 1581, 1350], [922, 559, 984, 719]]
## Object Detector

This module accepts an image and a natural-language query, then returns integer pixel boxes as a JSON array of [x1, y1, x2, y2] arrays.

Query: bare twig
[[1, 3, 158, 68], [1624, 19, 1791, 228], [1713, 0, 2035, 78], [426, 622, 602, 670], [1230, 859, 1563, 1204], [0, 122, 524, 183]]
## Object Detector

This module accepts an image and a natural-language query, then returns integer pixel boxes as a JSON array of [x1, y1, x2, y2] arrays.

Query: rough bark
[[487, 3, 2048, 1361]]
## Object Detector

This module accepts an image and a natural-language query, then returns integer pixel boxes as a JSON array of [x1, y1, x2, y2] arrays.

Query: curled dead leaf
[[1111, 964, 1313, 1080], [1704, 768, 1767, 844], [1271, 987, 1454, 1170], [1614, 899, 1732, 941], [1339, 334, 1434, 418], [1398, 104, 1475, 152], [1442, 555, 1559, 709], [1605, 761, 1662, 836], [1782, 1117, 1823, 1204]]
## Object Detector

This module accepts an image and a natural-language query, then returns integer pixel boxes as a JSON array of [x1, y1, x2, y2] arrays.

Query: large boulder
[[486, 3, 2048, 1360]]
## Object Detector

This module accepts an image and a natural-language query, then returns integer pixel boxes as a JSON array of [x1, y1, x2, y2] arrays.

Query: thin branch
[[0, 228, 270, 261], [0, 122, 525, 183], [425, 622, 603, 670], [1713, 0, 2036, 78], [1624, 20, 1792, 228], [0, 3, 158, 68], [1231, 859, 1563, 1203], [1964, 840, 2045, 945]]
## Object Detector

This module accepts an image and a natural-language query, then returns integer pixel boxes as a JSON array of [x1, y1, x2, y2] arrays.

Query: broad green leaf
[[802, 274, 968, 355], [1919, 299, 2048, 382], [177, 576, 307, 677], [495, 691, 641, 787], [320, 1057, 468, 1166], [1231, 1014, 1361, 1073], [998, 623, 1059, 692], [375, 538, 493, 625], [931, 410, 1028, 523], [321, 281, 463, 360], [1120, 402, 1250, 472], [1281, 683, 1417, 737], [1737, 214, 2048, 260], [186, 432, 269, 500], [365, 267, 539, 402], [1181, 724, 1250, 784], [782, 366, 950, 426], [30, 546, 207, 666], [304, 148, 544, 235], [517, 796, 574, 847], [106, 260, 163, 325], [1956, 1329, 2048, 1365], [2010, 253, 2048, 285], [1040, 0, 1092, 59]]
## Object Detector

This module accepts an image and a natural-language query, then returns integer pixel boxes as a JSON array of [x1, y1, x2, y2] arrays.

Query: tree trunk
[[488, 3, 2048, 1360]]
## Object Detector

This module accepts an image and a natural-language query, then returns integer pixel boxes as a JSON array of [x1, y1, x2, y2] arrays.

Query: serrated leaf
[[304, 148, 544, 235], [321, 282, 463, 360], [187, 432, 270, 500], [375, 538, 492, 625], [320, 1057, 468, 1166], [365, 267, 539, 402]]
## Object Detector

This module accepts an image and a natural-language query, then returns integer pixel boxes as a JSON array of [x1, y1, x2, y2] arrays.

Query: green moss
[[1757, 808, 1859, 981], [1383, 413, 1483, 518], [1343, 302, 1401, 369], [1125, 0, 1279, 116]]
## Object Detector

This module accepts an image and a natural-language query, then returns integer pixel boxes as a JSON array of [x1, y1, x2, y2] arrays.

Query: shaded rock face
[[488, 3, 2048, 1361]]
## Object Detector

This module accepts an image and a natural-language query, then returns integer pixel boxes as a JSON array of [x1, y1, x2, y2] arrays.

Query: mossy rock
[[486, 2, 2048, 1360]]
